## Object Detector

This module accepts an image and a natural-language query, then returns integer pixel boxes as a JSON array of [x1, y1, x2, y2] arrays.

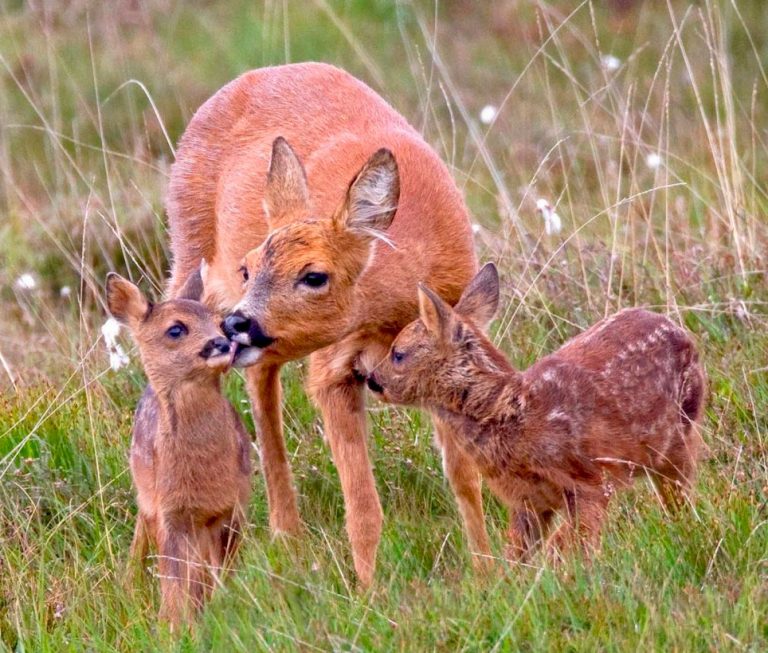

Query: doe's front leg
[[309, 352, 383, 588], [245, 362, 302, 536]]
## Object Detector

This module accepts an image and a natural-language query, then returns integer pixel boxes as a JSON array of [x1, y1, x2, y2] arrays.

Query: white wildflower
[[471, 223, 482, 234], [646, 153, 662, 169], [101, 317, 122, 348], [109, 344, 130, 371], [102, 317, 130, 370], [601, 54, 621, 71], [479, 105, 497, 125], [15, 273, 37, 291], [536, 198, 563, 236], [60, 285, 72, 299]]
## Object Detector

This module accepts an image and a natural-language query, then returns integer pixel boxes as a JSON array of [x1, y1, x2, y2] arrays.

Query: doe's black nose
[[223, 312, 251, 338], [367, 374, 384, 394]]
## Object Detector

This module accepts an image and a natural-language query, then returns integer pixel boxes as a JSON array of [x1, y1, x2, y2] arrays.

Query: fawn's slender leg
[[547, 490, 608, 559], [126, 513, 154, 587], [157, 518, 204, 630], [203, 524, 223, 601], [245, 362, 301, 535], [130, 513, 151, 564], [506, 507, 554, 561], [220, 507, 245, 566], [654, 426, 701, 510], [308, 351, 382, 588], [432, 415, 493, 568]]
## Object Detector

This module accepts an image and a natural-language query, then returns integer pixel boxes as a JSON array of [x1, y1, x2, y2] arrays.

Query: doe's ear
[[106, 273, 150, 327], [417, 284, 453, 340], [336, 148, 399, 236], [263, 136, 310, 229], [454, 263, 499, 330], [175, 260, 206, 302]]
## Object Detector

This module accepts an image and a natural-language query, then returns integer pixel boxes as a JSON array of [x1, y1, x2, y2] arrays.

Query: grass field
[[1, 1, 767, 650]]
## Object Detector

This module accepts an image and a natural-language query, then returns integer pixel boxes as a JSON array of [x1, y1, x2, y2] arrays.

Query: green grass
[[1, 0, 767, 650]]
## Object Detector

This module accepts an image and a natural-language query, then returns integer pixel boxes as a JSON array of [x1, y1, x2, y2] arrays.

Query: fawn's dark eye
[[391, 349, 406, 364], [239, 266, 249, 282], [165, 323, 188, 340], [300, 272, 329, 288]]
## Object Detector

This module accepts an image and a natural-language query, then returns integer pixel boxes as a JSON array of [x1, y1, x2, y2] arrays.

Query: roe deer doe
[[106, 266, 251, 627], [166, 63, 487, 585], [368, 264, 706, 560]]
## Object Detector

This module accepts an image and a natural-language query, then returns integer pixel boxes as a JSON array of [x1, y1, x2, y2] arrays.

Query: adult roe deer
[[368, 264, 706, 560], [166, 63, 487, 585], [106, 267, 252, 627]]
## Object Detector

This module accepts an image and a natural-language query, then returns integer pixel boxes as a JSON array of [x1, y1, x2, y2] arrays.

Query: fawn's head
[[368, 263, 507, 406], [223, 137, 400, 362], [106, 264, 244, 389]]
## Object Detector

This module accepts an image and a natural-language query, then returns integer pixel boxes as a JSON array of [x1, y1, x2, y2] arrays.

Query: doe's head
[[222, 137, 400, 362], [367, 263, 504, 406], [105, 263, 243, 389]]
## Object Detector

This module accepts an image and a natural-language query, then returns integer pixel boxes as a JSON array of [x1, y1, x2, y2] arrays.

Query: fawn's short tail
[[680, 351, 706, 427]]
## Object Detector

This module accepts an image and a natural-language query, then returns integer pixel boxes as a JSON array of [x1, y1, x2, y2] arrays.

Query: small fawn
[[106, 265, 252, 628], [368, 264, 706, 561]]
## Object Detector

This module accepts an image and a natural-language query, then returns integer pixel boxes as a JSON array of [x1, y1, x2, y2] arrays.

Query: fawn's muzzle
[[222, 311, 275, 348], [366, 373, 384, 394], [200, 336, 231, 359]]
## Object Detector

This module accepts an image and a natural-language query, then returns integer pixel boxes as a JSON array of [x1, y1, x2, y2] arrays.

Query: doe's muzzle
[[223, 312, 251, 342], [222, 311, 275, 348]]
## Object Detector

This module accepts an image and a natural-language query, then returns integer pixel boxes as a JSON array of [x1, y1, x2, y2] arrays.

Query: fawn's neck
[[431, 366, 525, 467], [155, 378, 231, 444]]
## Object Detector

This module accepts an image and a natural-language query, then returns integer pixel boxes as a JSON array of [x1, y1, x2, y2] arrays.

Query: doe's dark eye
[[239, 266, 249, 282], [391, 349, 406, 364], [301, 272, 329, 288], [166, 323, 188, 339]]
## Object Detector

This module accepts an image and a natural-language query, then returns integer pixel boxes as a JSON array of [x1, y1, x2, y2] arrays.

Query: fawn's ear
[[454, 263, 499, 330], [418, 284, 453, 340], [106, 273, 150, 327], [263, 137, 310, 229], [175, 260, 207, 302], [335, 148, 399, 236]]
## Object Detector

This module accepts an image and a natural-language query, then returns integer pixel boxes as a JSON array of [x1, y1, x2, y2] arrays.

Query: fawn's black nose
[[223, 312, 251, 339], [201, 336, 231, 359], [366, 374, 384, 394]]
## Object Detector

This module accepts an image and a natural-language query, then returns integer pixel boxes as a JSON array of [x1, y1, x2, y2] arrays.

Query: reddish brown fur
[[166, 63, 487, 584], [106, 269, 251, 628], [370, 264, 706, 561]]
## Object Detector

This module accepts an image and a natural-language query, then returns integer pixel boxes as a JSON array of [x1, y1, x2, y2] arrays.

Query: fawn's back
[[523, 308, 705, 480]]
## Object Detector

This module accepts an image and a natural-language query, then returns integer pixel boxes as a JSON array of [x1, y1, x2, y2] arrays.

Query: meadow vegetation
[[0, 1, 766, 650]]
